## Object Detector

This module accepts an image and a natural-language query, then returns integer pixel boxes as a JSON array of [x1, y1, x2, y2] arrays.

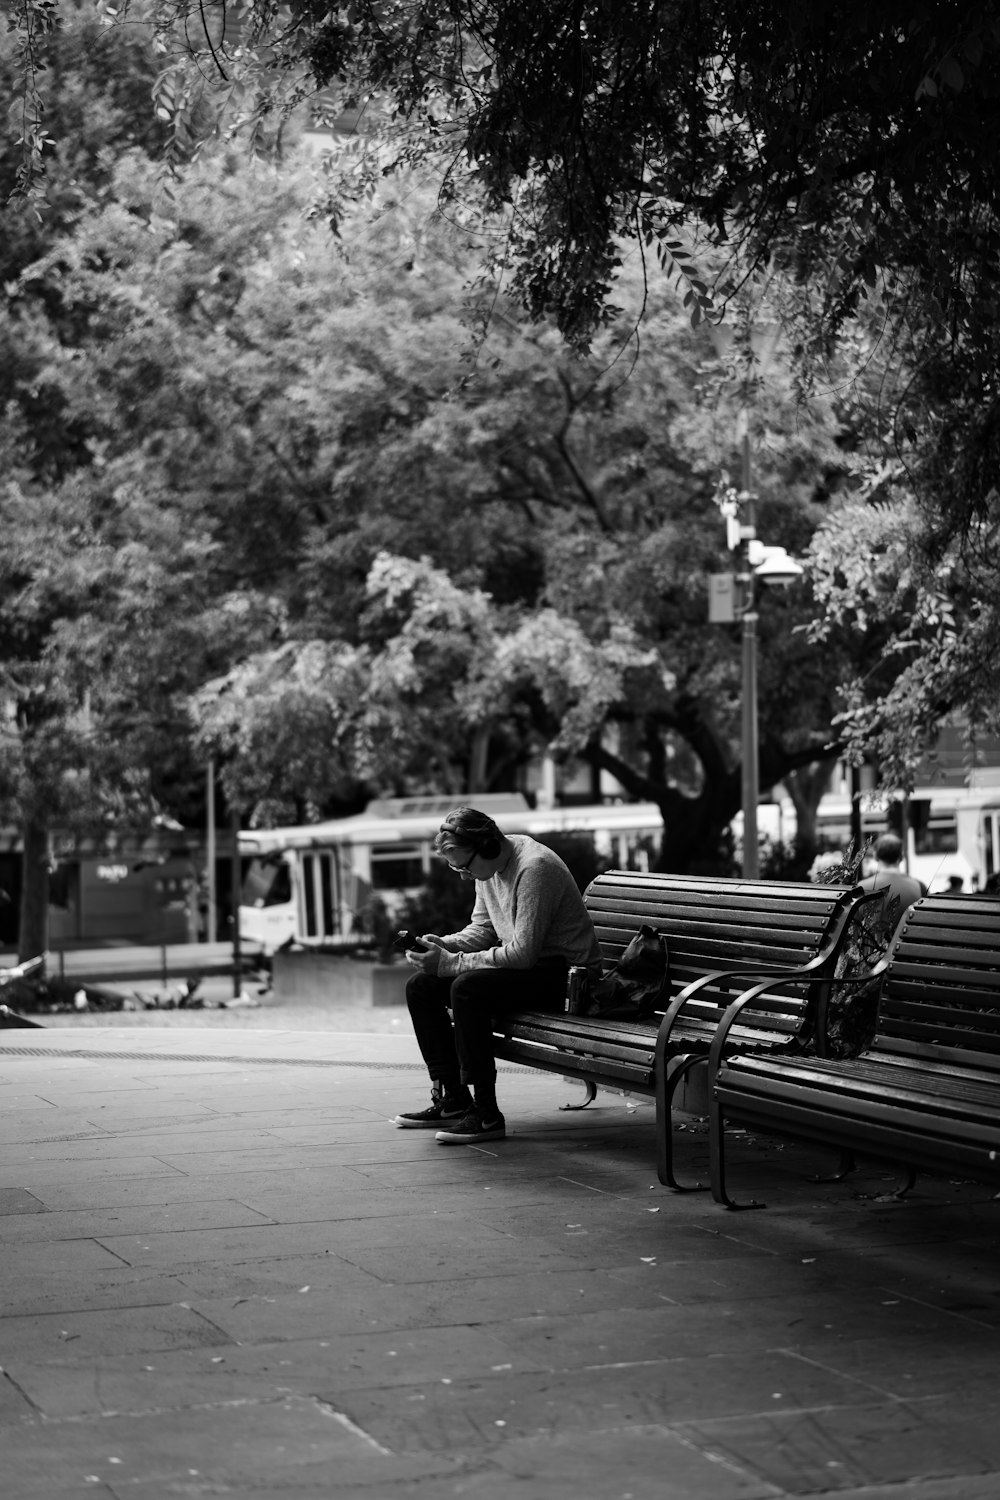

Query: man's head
[[434, 807, 504, 880], [873, 832, 904, 868]]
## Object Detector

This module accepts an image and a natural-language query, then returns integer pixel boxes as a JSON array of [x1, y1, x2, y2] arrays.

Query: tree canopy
[[11, 2, 998, 524], [6, 0, 1000, 919]]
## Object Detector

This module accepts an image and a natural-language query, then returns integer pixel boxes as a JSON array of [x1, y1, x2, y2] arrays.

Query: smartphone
[[392, 929, 428, 953]]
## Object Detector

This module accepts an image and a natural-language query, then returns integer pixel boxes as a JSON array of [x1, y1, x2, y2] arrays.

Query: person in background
[[859, 832, 926, 912], [391, 805, 602, 1144]]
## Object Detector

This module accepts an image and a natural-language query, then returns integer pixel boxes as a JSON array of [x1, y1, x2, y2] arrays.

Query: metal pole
[[850, 762, 863, 853], [741, 590, 760, 880], [206, 760, 217, 943], [231, 805, 242, 999], [739, 429, 759, 880]]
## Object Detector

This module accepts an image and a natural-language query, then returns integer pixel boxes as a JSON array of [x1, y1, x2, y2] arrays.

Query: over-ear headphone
[[470, 825, 502, 860], [440, 808, 502, 861]]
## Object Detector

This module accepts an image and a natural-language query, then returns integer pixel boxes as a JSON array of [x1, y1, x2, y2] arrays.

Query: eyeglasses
[[447, 849, 477, 875]]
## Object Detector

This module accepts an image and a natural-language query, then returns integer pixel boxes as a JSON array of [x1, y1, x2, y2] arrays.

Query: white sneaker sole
[[391, 1114, 465, 1129], [435, 1125, 506, 1144]]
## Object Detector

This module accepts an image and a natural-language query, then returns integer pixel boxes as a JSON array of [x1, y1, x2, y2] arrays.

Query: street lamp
[[719, 498, 803, 882], [706, 315, 802, 879]]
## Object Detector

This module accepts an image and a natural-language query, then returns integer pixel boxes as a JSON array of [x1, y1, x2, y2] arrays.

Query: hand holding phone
[[392, 929, 428, 953]]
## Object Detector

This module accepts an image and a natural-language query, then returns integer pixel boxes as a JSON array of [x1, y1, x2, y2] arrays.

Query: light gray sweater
[[437, 835, 602, 976]]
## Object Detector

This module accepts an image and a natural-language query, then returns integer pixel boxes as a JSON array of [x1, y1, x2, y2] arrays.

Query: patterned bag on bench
[[569, 925, 670, 1021]]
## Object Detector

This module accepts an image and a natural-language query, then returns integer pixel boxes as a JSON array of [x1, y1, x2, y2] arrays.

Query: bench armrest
[[655, 951, 830, 1050], [704, 952, 892, 1080], [655, 885, 889, 1057]]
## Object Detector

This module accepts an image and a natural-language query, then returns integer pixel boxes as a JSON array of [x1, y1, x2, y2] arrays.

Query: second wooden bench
[[707, 893, 1000, 1208]]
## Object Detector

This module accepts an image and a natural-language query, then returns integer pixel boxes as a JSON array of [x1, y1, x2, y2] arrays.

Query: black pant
[[405, 958, 568, 1089]]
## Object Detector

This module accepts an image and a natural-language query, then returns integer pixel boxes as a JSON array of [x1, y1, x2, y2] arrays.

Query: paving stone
[[0, 1302, 230, 1362], [228, 1176, 594, 1225], [7, 1323, 544, 1419], [93, 1213, 515, 1269], [0, 1153, 190, 1191], [0, 1186, 47, 1214], [28, 1162, 372, 1211], [2, 1394, 457, 1495], [0, 1198, 275, 1244], [676, 1396, 1000, 1492], [782, 1334, 1000, 1401], [0, 1268, 200, 1319], [0, 1367, 37, 1421], [485, 1426, 776, 1499], [0, 1128, 315, 1166], [326, 1236, 571, 1283], [337, 1266, 676, 1328], [4, 1237, 140, 1276], [811, 1476, 1000, 1500], [602, 1253, 890, 1305], [330, 1348, 876, 1454], [148, 1139, 464, 1176], [481, 1289, 975, 1370]]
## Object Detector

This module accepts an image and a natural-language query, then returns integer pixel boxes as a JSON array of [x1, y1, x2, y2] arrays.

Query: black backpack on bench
[[567, 924, 670, 1022]]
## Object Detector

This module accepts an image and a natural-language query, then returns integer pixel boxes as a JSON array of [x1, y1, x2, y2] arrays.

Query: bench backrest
[[584, 870, 863, 1035], [874, 894, 1000, 1067]]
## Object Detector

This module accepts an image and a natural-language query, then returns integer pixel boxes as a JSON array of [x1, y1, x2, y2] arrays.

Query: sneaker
[[391, 1092, 470, 1129], [435, 1107, 506, 1144]]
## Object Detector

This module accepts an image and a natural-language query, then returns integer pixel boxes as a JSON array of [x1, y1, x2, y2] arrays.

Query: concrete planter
[[272, 950, 410, 1008]]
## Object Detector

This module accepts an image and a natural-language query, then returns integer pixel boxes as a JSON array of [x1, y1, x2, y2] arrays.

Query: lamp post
[[713, 487, 803, 879], [707, 316, 801, 879], [738, 514, 760, 879]]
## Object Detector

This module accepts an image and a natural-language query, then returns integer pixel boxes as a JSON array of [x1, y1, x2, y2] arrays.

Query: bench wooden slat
[[719, 1053, 1000, 1121], [586, 876, 849, 911], [887, 956, 1000, 990], [711, 1097, 1000, 1183], [874, 1034, 1000, 1074], [896, 902, 1000, 937], [589, 901, 841, 932]]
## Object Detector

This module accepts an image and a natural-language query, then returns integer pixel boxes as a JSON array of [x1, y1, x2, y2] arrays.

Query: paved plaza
[[2, 1024, 1000, 1498]]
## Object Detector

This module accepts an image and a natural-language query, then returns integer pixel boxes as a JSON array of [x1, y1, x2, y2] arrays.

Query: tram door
[[981, 808, 1000, 889], [298, 849, 342, 942]]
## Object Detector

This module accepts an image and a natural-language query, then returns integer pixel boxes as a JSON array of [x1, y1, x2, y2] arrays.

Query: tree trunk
[[588, 726, 843, 876], [585, 739, 739, 874], [782, 756, 839, 870], [18, 811, 51, 963], [468, 724, 491, 794]]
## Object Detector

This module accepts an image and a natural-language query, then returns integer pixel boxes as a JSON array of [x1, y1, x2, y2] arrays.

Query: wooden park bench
[[707, 893, 1000, 1208], [491, 869, 879, 1187]]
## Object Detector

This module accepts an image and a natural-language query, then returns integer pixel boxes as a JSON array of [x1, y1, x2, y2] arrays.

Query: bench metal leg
[[657, 1056, 707, 1192], [811, 1150, 857, 1184], [559, 1078, 598, 1111], [709, 1095, 765, 1210], [890, 1166, 918, 1199], [812, 1153, 917, 1199]]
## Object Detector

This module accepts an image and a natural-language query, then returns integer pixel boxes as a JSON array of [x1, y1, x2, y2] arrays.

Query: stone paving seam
[[0, 1044, 540, 1074]]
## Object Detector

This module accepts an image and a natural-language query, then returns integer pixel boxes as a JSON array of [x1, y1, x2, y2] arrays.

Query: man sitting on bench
[[391, 806, 602, 1144]]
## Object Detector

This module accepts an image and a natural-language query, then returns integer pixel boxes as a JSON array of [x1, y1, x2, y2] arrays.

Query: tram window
[[321, 855, 335, 933], [914, 817, 958, 855], [302, 854, 317, 936], [370, 844, 425, 889], [242, 858, 292, 908]]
